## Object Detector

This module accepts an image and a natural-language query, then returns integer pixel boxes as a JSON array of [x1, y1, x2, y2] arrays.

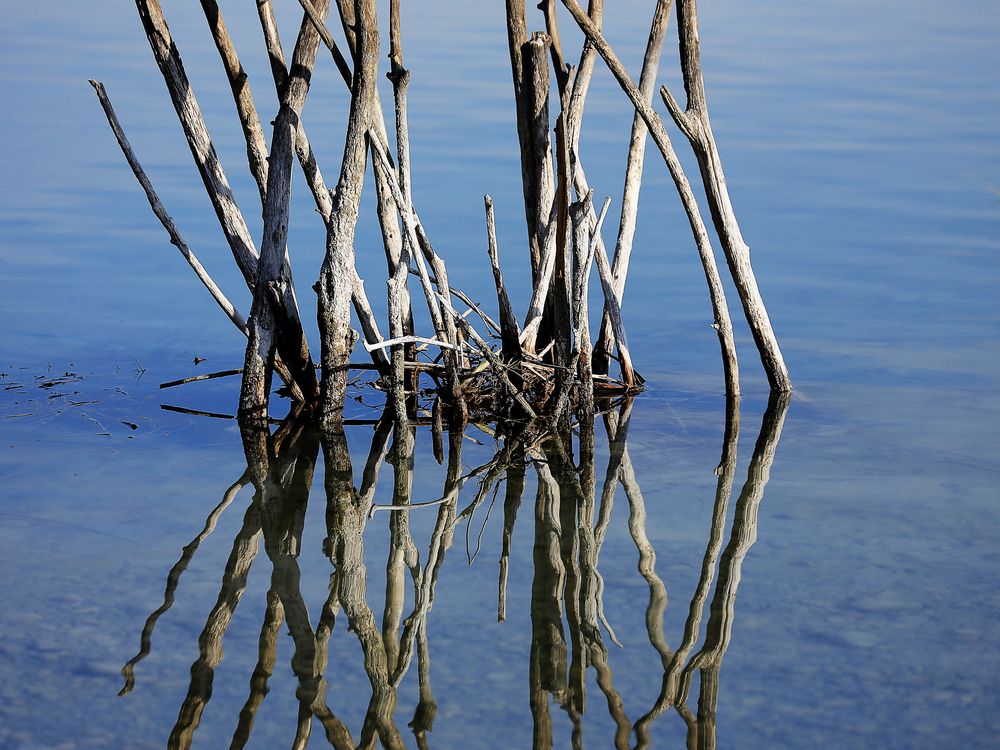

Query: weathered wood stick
[[385, 20, 463, 415], [363, 336, 458, 353], [296, 0, 353, 86], [252, 1, 388, 378], [413, 224, 461, 355], [90, 81, 246, 338], [240, 0, 332, 420], [318, 0, 379, 426], [302, 0, 415, 356], [593, 0, 672, 376], [588, 203, 636, 385], [254, 1, 335, 223], [537, 0, 571, 91], [503, 0, 544, 281], [570, 191, 598, 417], [660, 0, 791, 392], [254, 1, 288, 96], [133, 0, 260, 288], [384, 6, 416, 426], [522, 33, 558, 352], [551, 113, 574, 378], [484, 195, 522, 361], [446, 285, 503, 337], [369, 136, 448, 343], [558, 0, 740, 396], [562, 0, 603, 161], [197, 0, 269, 206]]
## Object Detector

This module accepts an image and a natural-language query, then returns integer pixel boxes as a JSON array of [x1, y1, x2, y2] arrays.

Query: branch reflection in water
[[118, 392, 789, 748]]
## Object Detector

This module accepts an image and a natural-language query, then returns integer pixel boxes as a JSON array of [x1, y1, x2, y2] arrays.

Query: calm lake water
[[1, 1, 999, 748]]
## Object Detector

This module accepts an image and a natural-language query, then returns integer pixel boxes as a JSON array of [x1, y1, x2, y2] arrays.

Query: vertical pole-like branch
[[559, 0, 739, 396], [240, 0, 330, 421], [133, 0, 258, 287], [318, 0, 379, 426], [661, 0, 791, 392], [520, 33, 559, 354], [551, 113, 573, 381], [592, 0, 672, 376], [385, 2, 416, 423], [538, 0, 571, 92], [570, 191, 597, 418], [257, 2, 389, 377], [504, 1, 544, 280], [385, 10, 464, 416], [316, 0, 417, 382]]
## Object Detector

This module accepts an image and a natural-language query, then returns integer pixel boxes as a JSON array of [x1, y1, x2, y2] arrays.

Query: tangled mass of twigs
[[92, 0, 790, 429]]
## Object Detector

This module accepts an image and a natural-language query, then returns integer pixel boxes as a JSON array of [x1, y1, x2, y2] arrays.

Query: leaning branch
[[661, 0, 791, 392], [90, 81, 246, 336]]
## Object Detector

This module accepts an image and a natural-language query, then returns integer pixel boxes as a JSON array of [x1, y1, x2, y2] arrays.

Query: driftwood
[[97, 0, 792, 430]]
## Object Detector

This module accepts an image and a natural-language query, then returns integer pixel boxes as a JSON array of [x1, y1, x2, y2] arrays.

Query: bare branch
[[558, 0, 740, 395]]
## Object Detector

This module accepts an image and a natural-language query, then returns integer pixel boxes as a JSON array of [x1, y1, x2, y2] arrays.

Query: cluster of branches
[[91, 0, 790, 432], [119, 390, 788, 748]]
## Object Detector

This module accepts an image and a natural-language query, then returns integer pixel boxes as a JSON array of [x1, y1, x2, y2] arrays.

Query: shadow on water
[[118, 393, 790, 749]]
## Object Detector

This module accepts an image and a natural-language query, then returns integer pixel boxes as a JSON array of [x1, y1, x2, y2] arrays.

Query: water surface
[[1, 1, 998, 748]]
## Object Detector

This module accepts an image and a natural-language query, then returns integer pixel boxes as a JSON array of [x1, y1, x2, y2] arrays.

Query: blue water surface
[[1, 1, 998, 748]]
